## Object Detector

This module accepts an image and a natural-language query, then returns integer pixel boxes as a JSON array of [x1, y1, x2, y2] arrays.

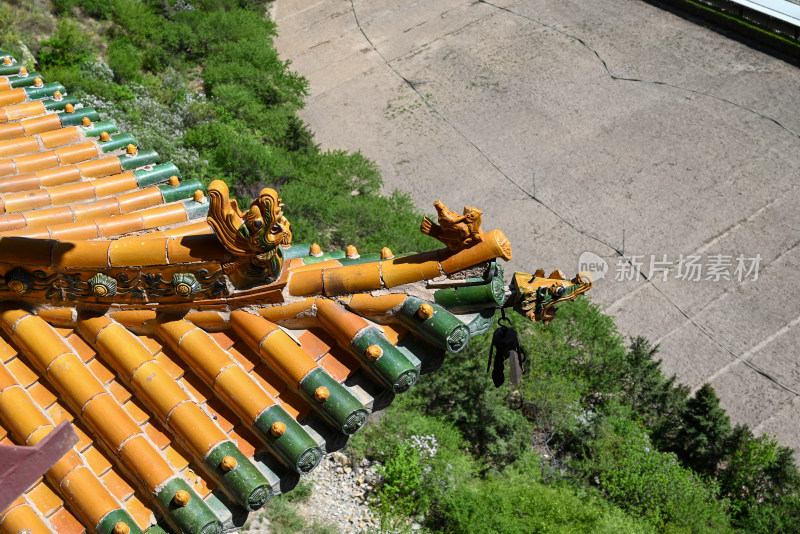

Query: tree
[[719, 425, 800, 525], [620, 337, 690, 444], [672, 383, 731, 476], [585, 417, 731, 532], [37, 19, 96, 68]]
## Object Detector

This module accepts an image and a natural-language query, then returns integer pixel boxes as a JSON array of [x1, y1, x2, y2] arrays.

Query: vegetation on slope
[[2, 0, 433, 254], [2, 1, 800, 532], [353, 300, 800, 533]]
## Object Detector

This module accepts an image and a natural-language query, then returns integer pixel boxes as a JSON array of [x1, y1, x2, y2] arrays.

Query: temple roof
[[0, 51, 590, 534]]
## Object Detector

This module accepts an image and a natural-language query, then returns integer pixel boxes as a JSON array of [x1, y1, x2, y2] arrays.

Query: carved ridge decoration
[[421, 200, 484, 253], [511, 270, 593, 324], [207, 180, 293, 289], [0, 268, 229, 301]]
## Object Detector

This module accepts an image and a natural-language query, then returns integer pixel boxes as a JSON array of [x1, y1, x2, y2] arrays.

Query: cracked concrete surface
[[274, 0, 800, 452]]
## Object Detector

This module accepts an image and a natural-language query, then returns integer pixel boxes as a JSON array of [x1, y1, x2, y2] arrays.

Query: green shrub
[[261, 497, 305, 534], [77, 0, 113, 18], [733, 494, 800, 534], [349, 399, 476, 530], [432, 474, 656, 534], [397, 314, 536, 465], [52, 0, 78, 16], [107, 38, 144, 82], [586, 417, 732, 532], [374, 442, 426, 519], [38, 18, 96, 68], [719, 425, 800, 522]]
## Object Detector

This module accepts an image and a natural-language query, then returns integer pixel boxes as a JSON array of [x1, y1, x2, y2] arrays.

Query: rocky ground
[[273, 0, 800, 455], [243, 453, 383, 534]]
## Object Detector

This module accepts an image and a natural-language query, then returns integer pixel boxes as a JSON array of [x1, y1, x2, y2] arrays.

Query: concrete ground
[[273, 0, 800, 452]]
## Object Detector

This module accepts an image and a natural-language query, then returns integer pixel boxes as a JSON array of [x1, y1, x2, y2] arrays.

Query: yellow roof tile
[[164, 443, 190, 471], [204, 396, 238, 434], [72, 422, 93, 452], [227, 424, 260, 459], [297, 329, 335, 361], [82, 445, 113, 476], [26, 480, 62, 517], [66, 333, 95, 363], [0, 332, 18, 363], [122, 398, 149, 425], [87, 357, 115, 385], [186, 466, 215, 498], [123, 494, 154, 531], [179, 372, 212, 404], [26, 381, 57, 408], [1, 499, 56, 534], [251, 362, 287, 398], [276, 388, 311, 421], [46, 502, 84, 534], [227, 340, 259, 373], [209, 330, 235, 350], [318, 352, 355, 383], [5, 357, 38, 387], [0, 101, 46, 122], [107, 379, 132, 404], [138, 336, 162, 357], [101, 468, 135, 502], [143, 420, 171, 450], [0, 50, 536, 534], [154, 351, 184, 380], [45, 402, 73, 425], [0, 122, 25, 141]]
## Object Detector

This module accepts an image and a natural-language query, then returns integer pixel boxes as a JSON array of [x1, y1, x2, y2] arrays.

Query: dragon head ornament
[[510, 269, 593, 324]]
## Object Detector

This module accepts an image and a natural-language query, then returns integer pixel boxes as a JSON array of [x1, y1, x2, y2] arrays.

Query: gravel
[[244, 453, 382, 534]]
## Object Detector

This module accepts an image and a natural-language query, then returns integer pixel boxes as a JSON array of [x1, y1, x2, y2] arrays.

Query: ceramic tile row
[[0, 49, 549, 534], [0, 56, 193, 248]]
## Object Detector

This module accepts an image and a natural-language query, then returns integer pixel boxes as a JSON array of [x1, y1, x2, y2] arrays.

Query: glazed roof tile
[[0, 51, 592, 534]]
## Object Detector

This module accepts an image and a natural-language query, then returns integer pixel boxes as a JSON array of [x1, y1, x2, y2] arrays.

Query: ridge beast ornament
[[207, 180, 292, 288], [510, 269, 593, 324], [419, 200, 593, 387], [421, 200, 484, 252], [486, 269, 592, 388]]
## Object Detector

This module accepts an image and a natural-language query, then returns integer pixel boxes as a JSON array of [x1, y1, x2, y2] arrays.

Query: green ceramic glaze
[[299, 368, 367, 434], [154, 478, 221, 534], [203, 440, 271, 511], [253, 404, 322, 474]]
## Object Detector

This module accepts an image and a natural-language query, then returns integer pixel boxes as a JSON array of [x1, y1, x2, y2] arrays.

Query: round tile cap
[[314, 386, 330, 403], [417, 303, 434, 320], [270, 421, 287, 437], [173, 489, 191, 507], [366, 345, 383, 361], [221, 455, 237, 472]]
